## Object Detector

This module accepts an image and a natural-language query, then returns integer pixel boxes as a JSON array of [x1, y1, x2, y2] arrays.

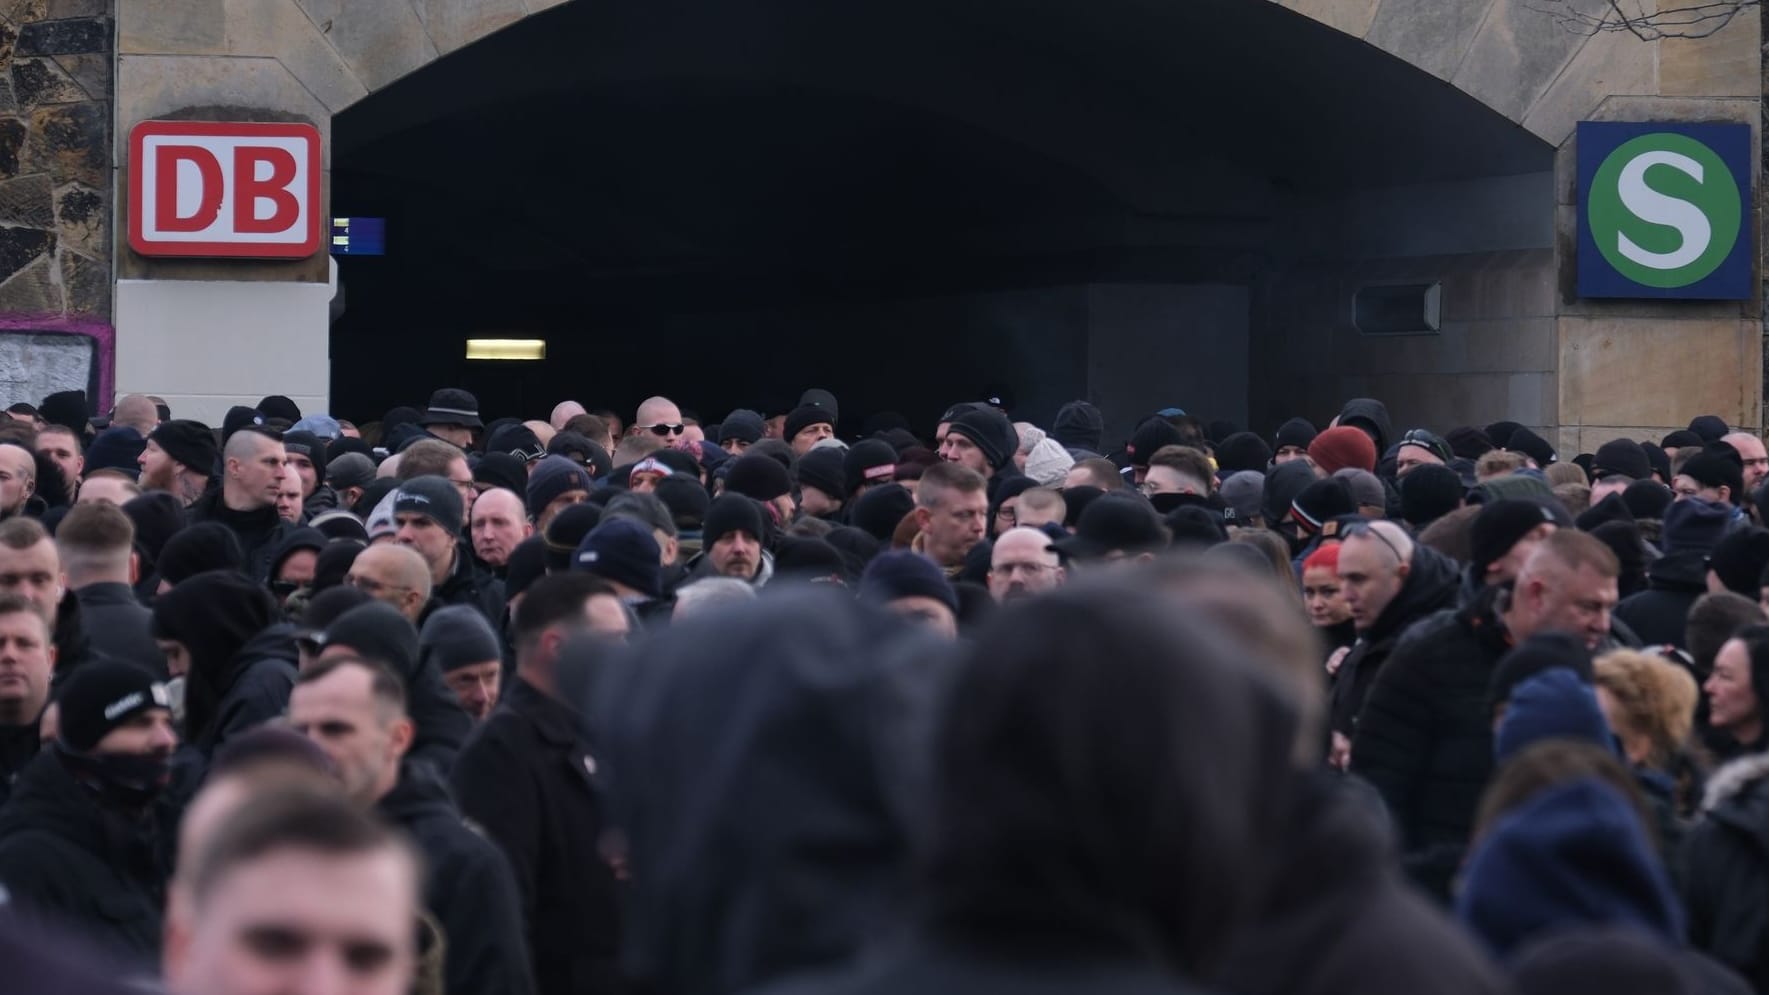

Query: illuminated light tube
[[465, 338, 547, 361]]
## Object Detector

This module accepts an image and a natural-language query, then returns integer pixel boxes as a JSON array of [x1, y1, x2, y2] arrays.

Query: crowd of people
[[1, 383, 1768, 994]]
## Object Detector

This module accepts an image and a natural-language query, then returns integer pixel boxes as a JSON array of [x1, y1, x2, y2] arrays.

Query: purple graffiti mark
[[0, 314, 115, 411]]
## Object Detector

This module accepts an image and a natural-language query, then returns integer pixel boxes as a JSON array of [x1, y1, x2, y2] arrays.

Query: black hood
[[592, 587, 950, 995], [377, 761, 456, 826], [1337, 398, 1394, 455], [151, 571, 278, 742], [1645, 549, 1709, 591], [1364, 544, 1462, 646]]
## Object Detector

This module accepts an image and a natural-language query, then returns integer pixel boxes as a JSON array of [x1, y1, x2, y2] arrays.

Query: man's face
[[77, 476, 137, 506], [277, 549, 319, 588], [442, 662, 501, 721], [0, 539, 62, 620], [1301, 565, 1352, 627], [721, 437, 751, 458], [1673, 474, 1728, 505], [1015, 500, 1063, 531], [1336, 535, 1406, 631], [1520, 563, 1618, 649], [629, 470, 667, 494], [36, 431, 81, 489], [470, 490, 531, 569], [989, 529, 1063, 602], [1728, 434, 1769, 492], [166, 849, 418, 995], [1486, 523, 1557, 586], [0, 446, 34, 514], [286, 453, 318, 497], [93, 707, 177, 759], [938, 434, 990, 476], [762, 415, 785, 440], [429, 424, 473, 448], [1141, 465, 1199, 496], [918, 487, 988, 567], [275, 466, 305, 523], [634, 401, 685, 441], [233, 438, 287, 509], [791, 422, 833, 456], [1273, 446, 1308, 465], [346, 549, 422, 618], [536, 490, 588, 533], [138, 439, 177, 491], [709, 530, 761, 580], [1706, 639, 1761, 734], [394, 513, 453, 575], [289, 665, 403, 805], [443, 457, 476, 519], [1395, 444, 1445, 477], [1589, 476, 1631, 504], [0, 610, 52, 722]]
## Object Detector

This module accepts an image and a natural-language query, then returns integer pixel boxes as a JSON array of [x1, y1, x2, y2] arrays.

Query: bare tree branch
[[1522, 0, 1755, 39]]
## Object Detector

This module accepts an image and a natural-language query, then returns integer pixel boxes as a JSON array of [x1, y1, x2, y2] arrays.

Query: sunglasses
[[1342, 520, 1405, 563], [643, 423, 685, 437]]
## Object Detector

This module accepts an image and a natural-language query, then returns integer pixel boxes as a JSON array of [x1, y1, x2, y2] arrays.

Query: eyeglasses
[[642, 423, 685, 437], [346, 575, 409, 596], [1342, 521, 1405, 564], [992, 561, 1057, 577]]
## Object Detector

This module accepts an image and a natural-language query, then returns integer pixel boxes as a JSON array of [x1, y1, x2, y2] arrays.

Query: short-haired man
[[188, 429, 292, 580], [35, 424, 82, 494], [691, 494, 774, 586], [0, 595, 53, 804], [392, 477, 505, 625], [138, 419, 215, 507], [1064, 457, 1124, 491], [471, 486, 533, 573], [57, 502, 164, 674], [110, 394, 160, 436], [1352, 529, 1622, 898], [274, 463, 305, 524], [0, 442, 36, 519], [397, 438, 477, 519], [163, 787, 423, 995], [420, 605, 506, 720], [346, 542, 434, 625], [76, 470, 141, 506], [630, 395, 685, 442], [0, 661, 175, 964], [1141, 445, 1214, 500], [290, 657, 534, 995], [451, 573, 629, 995], [550, 400, 586, 432], [1724, 431, 1769, 495], [1014, 487, 1066, 530], [913, 462, 988, 574], [988, 526, 1064, 602], [0, 517, 88, 675]]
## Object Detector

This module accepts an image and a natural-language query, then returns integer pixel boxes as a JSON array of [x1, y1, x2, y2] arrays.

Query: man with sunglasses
[[631, 396, 686, 442]]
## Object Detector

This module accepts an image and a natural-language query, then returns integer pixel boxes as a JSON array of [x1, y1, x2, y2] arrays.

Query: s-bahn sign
[[1577, 121, 1752, 300], [128, 121, 322, 259]]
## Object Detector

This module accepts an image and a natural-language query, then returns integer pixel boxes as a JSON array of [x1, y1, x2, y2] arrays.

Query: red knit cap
[[1308, 426, 1377, 475]]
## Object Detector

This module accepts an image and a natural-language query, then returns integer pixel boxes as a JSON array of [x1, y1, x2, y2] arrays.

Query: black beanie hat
[[1640, 443, 1671, 485], [1575, 493, 1636, 532], [122, 491, 184, 569], [1215, 432, 1273, 475], [327, 453, 376, 492], [419, 606, 503, 672], [843, 439, 899, 493], [1506, 426, 1556, 466], [543, 503, 603, 572], [1661, 430, 1705, 450], [1289, 478, 1355, 533], [726, 453, 792, 502], [1128, 418, 1185, 467], [784, 405, 835, 443], [1589, 521, 1646, 589], [39, 390, 88, 435], [858, 550, 958, 615], [310, 539, 363, 593], [525, 455, 593, 518], [222, 406, 266, 441], [150, 420, 218, 474], [1263, 460, 1317, 524], [1689, 415, 1730, 443], [86, 427, 146, 478], [1710, 528, 1769, 596], [485, 423, 545, 462], [573, 520, 663, 599], [1052, 401, 1105, 453], [257, 395, 302, 424], [322, 602, 419, 676], [1166, 505, 1230, 547], [157, 522, 246, 586], [504, 536, 548, 601], [1470, 499, 1556, 581], [1678, 449, 1745, 504], [1273, 417, 1318, 453], [1062, 486, 1104, 529], [795, 448, 847, 501], [653, 475, 710, 531], [1622, 480, 1674, 520], [1592, 439, 1652, 482], [1400, 463, 1465, 527], [719, 409, 765, 446], [56, 661, 170, 753], [947, 408, 1018, 471], [1486, 421, 1525, 449], [269, 527, 327, 582], [703, 494, 768, 547], [824, 526, 881, 577], [1488, 631, 1594, 711], [547, 433, 614, 480], [393, 476, 464, 536], [773, 535, 848, 582], [850, 484, 915, 543], [1445, 426, 1496, 460], [281, 431, 328, 485]]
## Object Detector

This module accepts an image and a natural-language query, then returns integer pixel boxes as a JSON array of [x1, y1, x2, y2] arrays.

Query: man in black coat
[[451, 573, 633, 995], [1615, 496, 1733, 649], [290, 655, 533, 995], [1351, 529, 1622, 899], [309, 601, 470, 777], [186, 428, 293, 581], [0, 661, 175, 967], [390, 476, 506, 626], [1682, 752, 1769, 989], [0, 594, 52, 807], [57, 502, 165, 675]]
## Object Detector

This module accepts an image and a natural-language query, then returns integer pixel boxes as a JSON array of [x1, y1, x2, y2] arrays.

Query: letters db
[[1577, 121, 1753, 301], [129, 121, 323, 259]]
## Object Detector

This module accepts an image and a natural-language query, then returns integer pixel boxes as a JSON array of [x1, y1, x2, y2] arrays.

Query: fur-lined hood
[[1701, 751, 1769, 813]]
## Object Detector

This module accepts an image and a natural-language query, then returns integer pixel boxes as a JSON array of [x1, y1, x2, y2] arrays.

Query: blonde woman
[[1594, 649, 1704, 817]]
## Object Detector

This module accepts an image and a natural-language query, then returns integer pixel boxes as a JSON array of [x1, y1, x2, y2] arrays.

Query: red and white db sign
[[128, 121, 322, 259]]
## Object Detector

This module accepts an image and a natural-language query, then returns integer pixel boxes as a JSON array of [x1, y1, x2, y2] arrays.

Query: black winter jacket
[[450, 678, 624, 995], [1682, 752, 1769, 989], [426, 543, 506, 629], [74, 582, 164, 676], [187, 490, 293, 581], [1330, 545, 1461, 736], [172, 626, 298, 796], [1613, 551, 1707, 650], [379, 764, 534, 995], [0, 750, 165, 968], [1350, 586, 1512, 899]]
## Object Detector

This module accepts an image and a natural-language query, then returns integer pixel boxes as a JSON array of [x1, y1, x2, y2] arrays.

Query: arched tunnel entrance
[[330, 0, 1554, 440]]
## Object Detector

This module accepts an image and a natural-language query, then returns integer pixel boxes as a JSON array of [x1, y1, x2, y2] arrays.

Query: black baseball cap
[[1051, 493, 1169, 561]]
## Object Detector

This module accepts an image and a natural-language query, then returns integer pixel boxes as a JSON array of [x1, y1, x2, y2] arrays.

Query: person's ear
[[129, 552, 141, 585], [1396, 562, 1411, 582], [388, 717, 415, 759], [914, 507, 932, 532]]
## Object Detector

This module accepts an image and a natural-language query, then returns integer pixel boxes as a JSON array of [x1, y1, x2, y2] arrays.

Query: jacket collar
[[503, 676, 581, 748]]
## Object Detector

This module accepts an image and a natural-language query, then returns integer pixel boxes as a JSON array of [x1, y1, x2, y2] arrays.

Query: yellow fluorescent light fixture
[[466, 338, 547, 361]]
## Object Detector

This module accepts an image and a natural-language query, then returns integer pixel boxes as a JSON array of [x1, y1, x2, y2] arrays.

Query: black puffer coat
[[1613, 551, 1707, 650], [1330, 545, 1462, 737], [1681, 752, 1769, 989]]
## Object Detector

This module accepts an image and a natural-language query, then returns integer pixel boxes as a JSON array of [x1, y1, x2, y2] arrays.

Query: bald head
[[523, 420, 557, 448], [549, 401, 586, 432], [348, 543, 433, 621], [1723, 432, 1769, 491], [112, 394, 159, 435], [989, 526, 1064, 602], [470, 487, 532, 568], [1337, 520, 1414, 632], [634, 397, 682, 433]]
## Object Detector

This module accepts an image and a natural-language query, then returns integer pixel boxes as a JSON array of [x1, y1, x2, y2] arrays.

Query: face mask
[[57, 743, 172, 809]]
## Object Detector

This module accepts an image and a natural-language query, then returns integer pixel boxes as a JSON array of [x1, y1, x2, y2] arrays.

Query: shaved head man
[[0, 444, 35, 519], [1337, 520, 1414, 632], [550, 401, 586, 432], [471, 487, 532, 570], [631, 396, 685, 443], [111, 394, 160, 436], [346, 544, 433, 624], [988, 526, 1065, 602], [1724, 432, 1769, 494], [222, 429, 285, 512]]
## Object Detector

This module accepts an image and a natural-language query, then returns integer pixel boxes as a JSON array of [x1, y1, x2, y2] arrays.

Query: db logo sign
[[128, 121, 322, 259], [1577, 121, 1753, 300]]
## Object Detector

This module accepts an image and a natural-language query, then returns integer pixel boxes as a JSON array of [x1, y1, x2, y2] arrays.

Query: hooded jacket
[[592, 589, 946, 995], [378, 763, 534, 995], [1214, 770, 1509, 995], [1614, 551, 1709, 651], [1337, 398, 1394, 456], [1681, 752, 1769, 988], [0, 749, 166, 967], [1330, 544, 1461, 737], [1459, 778, 1682, 957]]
